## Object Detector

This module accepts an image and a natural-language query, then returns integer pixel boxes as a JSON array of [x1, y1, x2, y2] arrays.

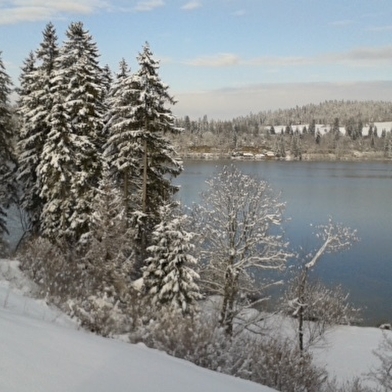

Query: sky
[[1, 0, 392, 120]]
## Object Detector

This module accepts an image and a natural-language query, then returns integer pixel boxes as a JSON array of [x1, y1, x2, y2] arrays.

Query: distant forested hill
[[173, 100, 392, 160], [243, 100, 392, 126], [177, 100, 392, 131]]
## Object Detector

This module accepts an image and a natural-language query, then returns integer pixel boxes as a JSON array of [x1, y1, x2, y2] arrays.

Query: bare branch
[[191, 165, 293, 334]]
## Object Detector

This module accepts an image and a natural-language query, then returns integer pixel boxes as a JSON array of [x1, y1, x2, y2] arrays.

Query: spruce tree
[[81, 167, 134, 300], [38, 90, 75, 243], [104, 59, 141, 223], [131, 43, 183, 265], [17, 23, 59, 235], [39, 22, 105, 244], [0, 52, 15, 253], [135, 43, 183, 211], [100, 64, 113, 150], [143, 203, 200, 315], [101, 64, 113, 101]]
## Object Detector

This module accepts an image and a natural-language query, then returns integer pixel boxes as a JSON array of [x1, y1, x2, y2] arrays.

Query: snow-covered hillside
[[0, 258, 388, 391], [0, 259, 275, 392]]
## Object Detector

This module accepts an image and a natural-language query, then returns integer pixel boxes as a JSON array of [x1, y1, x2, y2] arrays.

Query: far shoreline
[[178, 151, 392, 163]]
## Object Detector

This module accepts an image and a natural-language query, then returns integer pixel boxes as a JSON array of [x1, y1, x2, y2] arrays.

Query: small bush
[[323, 377, 376, 392], [19, 237, 84, 303], [368, 331, 392, 391], [19, 236, 140, 335], [249, 337, 327, 392], [136, 307, 329, 392]]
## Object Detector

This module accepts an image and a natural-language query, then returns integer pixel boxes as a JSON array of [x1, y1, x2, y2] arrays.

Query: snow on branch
[[305, 218, 358, 270]]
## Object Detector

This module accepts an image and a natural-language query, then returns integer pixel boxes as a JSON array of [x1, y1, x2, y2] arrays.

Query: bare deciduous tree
[[191, 165, 292, 334], [285, 219, 359, 352]]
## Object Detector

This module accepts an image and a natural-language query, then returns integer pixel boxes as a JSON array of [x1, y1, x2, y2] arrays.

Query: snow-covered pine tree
[[69, 167, 136, 335], [130, 43, 183, 266], [39, 22, 105, 244], [38, 79, 76, 243], [99, 64, 113, 150], [104, 59, 141, 223], [17, 23, 59, 235], [101, 64, 113, 102], [81, 167, 134, 301], [135, 43, 183, 213], [143, 202, 201, 315], [0, 52, 16, 254]]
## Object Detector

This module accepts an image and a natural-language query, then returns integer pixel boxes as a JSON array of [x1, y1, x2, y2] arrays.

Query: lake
[[174, 159, 392, 327]]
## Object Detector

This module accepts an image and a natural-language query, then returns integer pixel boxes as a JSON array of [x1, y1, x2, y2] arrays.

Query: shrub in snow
[[19, 237, 83, 303], [67, 294, 135, 337], [137, 311, 222, 365], [369, 331, 392, 391], [249, 337, 327, 392], [323, 378, 375, 392], [136, 310, 257, 376], [136, 306, 330, 392], [19, 226, 138, 336], [282, 275, 361, 351]]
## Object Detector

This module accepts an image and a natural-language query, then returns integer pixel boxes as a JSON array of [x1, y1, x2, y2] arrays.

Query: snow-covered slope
[[0, 258, 388, 391], [0, 259, 275, 392], [315, 324, 384, 384]]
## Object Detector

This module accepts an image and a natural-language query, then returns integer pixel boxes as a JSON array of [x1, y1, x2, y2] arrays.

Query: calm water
[[174, 160, 392, 326]]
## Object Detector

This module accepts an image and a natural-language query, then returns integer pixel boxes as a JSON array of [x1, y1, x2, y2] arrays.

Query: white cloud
[[185, 53, 240, 67], [0, 0, 167, 23], [247, 46, 392, 68], [326, 46, 392, 66], [184, 45, 392, 71], [366, 25, 392, 32], [245, 56, 313, 67], [329, 19, 354, 27], [232, 9, 246, 17], [181, 1, 202, 11], [134, 0, 164, 12], [0, 0, 108, 25]]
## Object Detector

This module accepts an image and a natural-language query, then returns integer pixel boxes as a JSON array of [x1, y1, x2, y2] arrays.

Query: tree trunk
[[123, 167, 129, 227], [299, 299, 304, 353], [142, 138, 147, 214], [139, 124, 149, 270], [219, 266, 238, 336], [298, 268, 308, 353]]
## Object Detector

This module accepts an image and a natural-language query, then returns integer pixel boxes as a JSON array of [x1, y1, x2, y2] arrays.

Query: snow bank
[[0, 258, 388, 391], [314, 324, 384, 386], [0, 259, 274, 392]]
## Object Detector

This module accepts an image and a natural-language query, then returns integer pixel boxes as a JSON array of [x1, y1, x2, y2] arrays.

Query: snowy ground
[[0, 259, 275, 392], [0, 258, 387, 391], [315, 324, 383, 385]]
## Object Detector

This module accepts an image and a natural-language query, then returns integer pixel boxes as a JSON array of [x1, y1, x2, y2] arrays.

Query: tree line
[[177, 100, 392, 136], [172, 102, 392, 159]]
